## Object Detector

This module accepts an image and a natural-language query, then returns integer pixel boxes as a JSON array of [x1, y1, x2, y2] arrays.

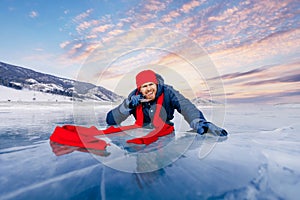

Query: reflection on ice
[[49, 141, 111, 157]]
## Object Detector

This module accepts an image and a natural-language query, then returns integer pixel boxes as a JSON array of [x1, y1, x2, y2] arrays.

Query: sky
[[0, 0, 299, 104]]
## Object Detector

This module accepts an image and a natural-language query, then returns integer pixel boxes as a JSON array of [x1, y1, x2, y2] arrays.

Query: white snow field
[[0, 85, 75, 102]]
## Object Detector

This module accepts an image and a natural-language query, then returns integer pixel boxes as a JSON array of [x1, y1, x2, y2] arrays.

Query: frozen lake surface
[[0, 102, 299, 199]]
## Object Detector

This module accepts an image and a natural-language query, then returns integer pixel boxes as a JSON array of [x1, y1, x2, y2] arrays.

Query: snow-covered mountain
[[0, 61, 123, 102], [191, 97, 223, 106]]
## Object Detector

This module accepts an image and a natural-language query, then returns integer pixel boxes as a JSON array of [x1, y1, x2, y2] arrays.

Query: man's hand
[[129, 94, 142, 108], [206, 122, 228, 136], [194, 121, 227, 136]]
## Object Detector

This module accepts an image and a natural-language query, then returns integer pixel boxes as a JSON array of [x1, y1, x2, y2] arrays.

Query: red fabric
[[135, 70, 158, 88], [126, 123, 174, 145], [49, 141, 110, 157], [126, 92, 174, 145], [49, 92, 174, 149], [50, 125, 108, 150]]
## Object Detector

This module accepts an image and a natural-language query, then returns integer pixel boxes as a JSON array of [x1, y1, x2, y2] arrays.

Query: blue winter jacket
[[106, 74, 206, 128]]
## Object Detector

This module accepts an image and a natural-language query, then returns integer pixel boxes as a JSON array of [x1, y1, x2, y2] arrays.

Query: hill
[[0, 61, 123, 102]]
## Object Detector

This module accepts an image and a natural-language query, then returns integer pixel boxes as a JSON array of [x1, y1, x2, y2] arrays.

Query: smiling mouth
[[146, 91, 154, 98]]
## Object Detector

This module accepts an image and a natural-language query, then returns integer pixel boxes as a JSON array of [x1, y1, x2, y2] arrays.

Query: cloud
[[160, 10, 180, 23], [226, 89, 300, 104], [188, 0, 299, 54], [223, 61, 300, 83], [72, 43, 83, 50], [143, 0, 168, 12], [107, 29, 125, 36], [91, 24, 113, 33], [218, 61, 300, 103], [125, 0, 175, 28], [73, 9, 93, 22], [59, 41, 71, 49], [56, 0, 299, 104], [61, 0, 299, 63], [216, 66, 270, 80], [84, 43, 99, 54], [180, 0, 201, 13], [76, 20, 99, 33], [86, 34, 97, 39], [29, 11, 38, 18], [209, 27, 300, 75], [244, 74, 300, 86]]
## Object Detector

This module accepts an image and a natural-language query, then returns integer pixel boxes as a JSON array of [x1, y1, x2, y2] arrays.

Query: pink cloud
[[139, 13, 156, 21], [76, 20, 99, 33], [143, 0, 167, 12], [120, 17, 133, 24], [180, 0, 201, 13], [72, 43, 83, 50], [173, 16, 197, 32], [59, 41, 71, 49], [86, 34, 97, 39], [73, 9, 93, 22], [76, 21, 91, 32], [107, 29, 125, 36], [142, 23, 157, 28], [207, 27, 300, 75], [56, 0, 299, 104], [188, 0, 297, 54], [128, 0, 174, 28], [144, 4, 163, 12], [92, 24, 112, 33], [116, 22, 124, 27], [161, 10, 180, 23], [85, 43, 99, 54]]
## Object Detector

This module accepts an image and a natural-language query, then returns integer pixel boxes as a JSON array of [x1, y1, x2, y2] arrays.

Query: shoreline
[[0, 101, 120, 110]]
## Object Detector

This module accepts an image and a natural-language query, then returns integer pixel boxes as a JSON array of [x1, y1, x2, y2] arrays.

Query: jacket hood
[[155, 73, 164, 98]]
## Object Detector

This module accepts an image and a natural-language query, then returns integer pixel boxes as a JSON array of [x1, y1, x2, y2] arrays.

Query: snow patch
[[0, 85, 73, 102]]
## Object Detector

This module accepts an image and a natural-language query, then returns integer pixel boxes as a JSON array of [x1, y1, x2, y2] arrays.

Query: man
[[106, 70, 227, 138]]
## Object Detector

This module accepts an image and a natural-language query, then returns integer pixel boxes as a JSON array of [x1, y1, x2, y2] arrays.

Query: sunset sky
[[0, 0, 299, 104]]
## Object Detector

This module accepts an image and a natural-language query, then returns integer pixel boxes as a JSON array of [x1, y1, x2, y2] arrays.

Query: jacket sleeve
[[105, 99, 131, 125], [167, 86, 207, 127]]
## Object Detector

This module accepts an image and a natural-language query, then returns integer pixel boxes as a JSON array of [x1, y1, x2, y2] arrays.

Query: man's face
[[140, 82, 157, 101]]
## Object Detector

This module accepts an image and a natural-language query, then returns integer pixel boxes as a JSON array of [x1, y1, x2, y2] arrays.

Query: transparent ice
[[0, 102, 299, 200]]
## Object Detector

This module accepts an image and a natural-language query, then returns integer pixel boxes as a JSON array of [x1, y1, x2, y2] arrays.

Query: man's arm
[[106, 99, 132, 125], [106, 89, 141, 125], [168, 87, 227, 136], [167, 85, 206, 125]]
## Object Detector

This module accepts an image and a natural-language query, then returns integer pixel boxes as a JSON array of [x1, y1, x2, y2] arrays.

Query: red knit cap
[[135, 70, 158, 88]]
